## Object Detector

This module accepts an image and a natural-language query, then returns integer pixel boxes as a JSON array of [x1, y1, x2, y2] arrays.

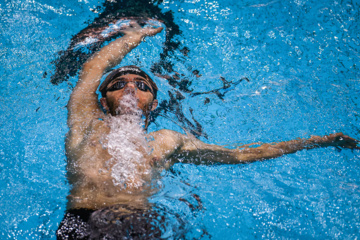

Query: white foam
[[104, 94, 151, 190], [72, 37, 99, 50], [100, 19, 131, 38]]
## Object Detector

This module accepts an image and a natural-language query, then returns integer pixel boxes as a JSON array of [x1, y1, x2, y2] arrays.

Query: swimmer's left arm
[[233, 133, 359, 163], [175, 132, 359, 164]]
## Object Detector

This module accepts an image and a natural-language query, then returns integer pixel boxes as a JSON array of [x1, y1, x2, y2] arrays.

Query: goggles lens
[[106, 81, 152, 93]]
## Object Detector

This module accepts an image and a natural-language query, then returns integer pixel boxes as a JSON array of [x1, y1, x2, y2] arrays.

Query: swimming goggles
[[106, 80, 153, 93]]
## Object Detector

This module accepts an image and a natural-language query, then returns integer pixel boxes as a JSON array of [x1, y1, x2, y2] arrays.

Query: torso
[[65, 118, 179, 210]]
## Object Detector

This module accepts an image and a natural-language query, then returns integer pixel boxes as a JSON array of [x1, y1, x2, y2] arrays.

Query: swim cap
[[99, 65, 158, 99]]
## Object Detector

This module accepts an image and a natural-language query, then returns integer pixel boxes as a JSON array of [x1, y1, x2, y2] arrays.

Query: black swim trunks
[[56, 204, 164, 240]]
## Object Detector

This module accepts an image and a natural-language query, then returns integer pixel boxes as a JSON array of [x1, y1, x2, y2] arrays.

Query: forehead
[[114, 74, 146, 81]]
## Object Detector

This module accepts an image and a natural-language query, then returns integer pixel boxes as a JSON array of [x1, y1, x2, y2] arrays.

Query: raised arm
[[66, 20, 163, 147], [169, 132, 359, 164]]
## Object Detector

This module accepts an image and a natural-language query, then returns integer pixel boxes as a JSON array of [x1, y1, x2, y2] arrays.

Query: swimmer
[[57, 19, 359, 239]]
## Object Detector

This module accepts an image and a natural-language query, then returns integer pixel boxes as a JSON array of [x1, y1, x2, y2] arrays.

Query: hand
[[309, 132, 360, 150], [71, 18, 163, 50], [119, 19, 163, 38]]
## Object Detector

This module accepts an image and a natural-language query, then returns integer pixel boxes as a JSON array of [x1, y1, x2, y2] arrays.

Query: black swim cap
[[99, 65, 158, 99]]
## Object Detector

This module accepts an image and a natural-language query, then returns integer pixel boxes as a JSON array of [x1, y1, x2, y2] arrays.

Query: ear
[[150, 99, 158, 111], [100, 97, 109, 111]]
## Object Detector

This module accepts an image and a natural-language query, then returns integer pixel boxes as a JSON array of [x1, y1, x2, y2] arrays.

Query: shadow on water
[[49, 0, 249, 138]]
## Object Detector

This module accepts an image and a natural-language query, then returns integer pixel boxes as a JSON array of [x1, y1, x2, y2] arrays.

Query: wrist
[[306, 136, 327, 149], [123, 32, 145, 42]]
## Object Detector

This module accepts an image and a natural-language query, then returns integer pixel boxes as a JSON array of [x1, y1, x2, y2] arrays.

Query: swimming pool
[[1, 0, 359, 239]]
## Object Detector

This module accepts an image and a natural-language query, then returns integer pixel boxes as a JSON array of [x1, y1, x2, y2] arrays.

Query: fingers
[[320, 132, 360, 150], [143, 20, 163, 33], [337, 135, 360, 150], [337, 135, 359, 144], [344, 135, 359, 143], [151, 26, 164, 34], [128, 20, 140, 28], [145, 19, 163, 28], [119, 18, 163, 37]]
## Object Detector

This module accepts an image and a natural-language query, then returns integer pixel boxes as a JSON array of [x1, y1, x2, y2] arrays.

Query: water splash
[[104, 94, 151, 190]]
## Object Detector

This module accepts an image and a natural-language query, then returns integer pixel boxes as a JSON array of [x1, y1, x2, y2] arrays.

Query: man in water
[[57, 20, 359, 239]]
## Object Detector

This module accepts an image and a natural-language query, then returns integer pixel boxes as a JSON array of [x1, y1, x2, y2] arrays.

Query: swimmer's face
[[100, 74, 158, 116]]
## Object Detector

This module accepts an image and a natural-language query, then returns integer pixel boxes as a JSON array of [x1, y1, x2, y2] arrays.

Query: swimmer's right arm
[[67, 21, 163, 147]]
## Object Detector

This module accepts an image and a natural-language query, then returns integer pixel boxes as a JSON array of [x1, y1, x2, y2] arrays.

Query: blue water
[[1, 0, 360, 239]]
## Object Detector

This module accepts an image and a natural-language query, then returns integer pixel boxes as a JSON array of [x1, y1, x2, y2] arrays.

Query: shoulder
[[149, 129, 202, 148], [150, 129, 182, 138], [147, 129, 185, 159], [149, 129, 188, 145]]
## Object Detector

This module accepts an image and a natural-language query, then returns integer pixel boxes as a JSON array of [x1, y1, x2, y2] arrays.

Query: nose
[[124, 82, 136, 95], [126, 82, 136, 88]]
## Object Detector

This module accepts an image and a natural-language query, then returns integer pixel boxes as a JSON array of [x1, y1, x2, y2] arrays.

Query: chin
[[113, 107, 142, 116]]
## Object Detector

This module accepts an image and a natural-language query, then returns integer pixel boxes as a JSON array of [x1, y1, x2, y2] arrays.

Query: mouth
[[114, 94, 141, 116], [116, 106, 137, 115]]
